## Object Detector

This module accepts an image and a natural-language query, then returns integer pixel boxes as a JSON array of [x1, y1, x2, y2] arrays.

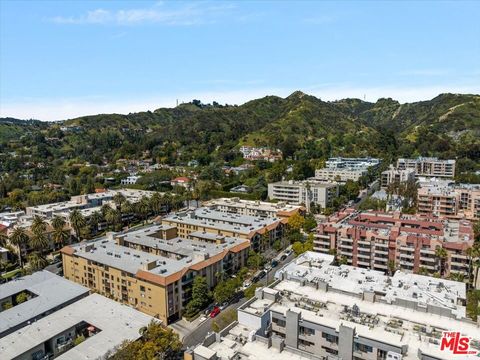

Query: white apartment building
[[267, 180, 339, 208], [204, 197, 304, 219], [325, 157, 381, 170], [315, 168, 367, 183], [26, 189, 157, 219], [397, 157, 456, 178], [315, 157, 381, 183], [186, 252, 479, 360], [120, 175, 141, 185]]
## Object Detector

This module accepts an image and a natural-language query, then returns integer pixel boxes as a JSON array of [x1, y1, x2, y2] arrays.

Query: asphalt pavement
[[180, 251, 295, 349]]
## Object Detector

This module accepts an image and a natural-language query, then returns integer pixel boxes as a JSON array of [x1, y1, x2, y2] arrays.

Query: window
[[354, 342, 373, 353], [299, 339, 314, 347], [299, 326, 315, 336], [140, 285, 146, 292], [322, 332, 338, 344], [272, 317, 286, 327], [321, 346, 338, 355]]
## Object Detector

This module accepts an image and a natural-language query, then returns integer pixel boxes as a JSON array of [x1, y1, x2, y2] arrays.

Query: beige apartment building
[[62, 224, 249, 324], [397, 157, 456, 178], [417, 184, 480, 220], [267, 180, 339, 208], [162, 208, 288, 252], [204, 197, 305, 219], [315, 209, 474, 278], [380, 165, 416, 188]]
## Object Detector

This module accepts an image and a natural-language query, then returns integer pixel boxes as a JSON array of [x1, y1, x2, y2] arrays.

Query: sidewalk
[[168, 314, 208, 340]]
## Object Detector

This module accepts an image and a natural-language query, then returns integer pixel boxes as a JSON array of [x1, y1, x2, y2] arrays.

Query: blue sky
[[1, 0, 479, 120]]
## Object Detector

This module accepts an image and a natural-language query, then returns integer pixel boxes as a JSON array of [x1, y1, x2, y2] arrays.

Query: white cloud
[[2, 84, 479, 121], [49, 2, 236, 26]]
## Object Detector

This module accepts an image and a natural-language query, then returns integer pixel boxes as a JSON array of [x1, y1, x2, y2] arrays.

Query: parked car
[[242, 281, 252, 290], [264, 263, 272, 272], [280, 254, 287, 261], [285, 249, 293, 256], [204, 304, 215, 315], [258, 270, 267, 279], [271, 260, 279, 268], [210, 306, 221, 318], [219, 302, 229, 310]]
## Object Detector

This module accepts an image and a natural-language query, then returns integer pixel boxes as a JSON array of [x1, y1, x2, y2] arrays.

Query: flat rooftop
[[122, 225, 248, 260], [274, 252, 466, 319], [67, 225, 249, 277], [205, 198, 303, 214], [27, 189, 157, 213], [0, 271, 89, 336], [164, 208, 283, 234], [268, 280, 478, 360], [269, 180, 337, 188], [0, 293, 155, 360], [193, 324, 312, 360], [324, 210, 473, 244]]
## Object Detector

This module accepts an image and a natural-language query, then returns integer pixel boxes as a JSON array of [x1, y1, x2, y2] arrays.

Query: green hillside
[[1, 91, 479, 169]]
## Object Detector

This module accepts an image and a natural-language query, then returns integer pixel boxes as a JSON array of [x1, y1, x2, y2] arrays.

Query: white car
[[242, 281, 251, 290]]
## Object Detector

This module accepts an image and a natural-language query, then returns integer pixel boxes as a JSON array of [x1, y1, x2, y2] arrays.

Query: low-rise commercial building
[[0, 271, 89, 338], [162, 208, 287, 251], [381, 165, 416, 188], [0, 293, 156, 360], [397, 157, 456, 178], [186, 252, 478, 360], [61, 224, 249, 324], [204, 197, 305, 219], [267, 180, 339, 208], [315, 210, 474, 277]]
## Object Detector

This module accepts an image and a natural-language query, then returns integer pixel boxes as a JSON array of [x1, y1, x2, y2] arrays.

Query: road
[[181, 251, 295, 349], [182, 297, 248, 348]]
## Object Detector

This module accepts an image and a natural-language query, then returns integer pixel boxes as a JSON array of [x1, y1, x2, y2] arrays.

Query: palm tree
[[27, 252, 48, 271], [113, 193, 126, 214], [0, 233, 7, 247], [51, 216, 70, 248], [105, 208, 121, 231], [89, 211, 103, 235], [435, 247, 448, 277], [468, 243, 480, 288], [136, 196, 151, 224], [29, 216, 49, 252], [101, 203, 112, 217], [9, 227, 29, 268], [149, 192, 164, 215], [69, 209, 86, 241], [51, 215, 65, 232]]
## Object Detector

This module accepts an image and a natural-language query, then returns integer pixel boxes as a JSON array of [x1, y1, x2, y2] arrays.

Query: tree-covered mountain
[[1, 91, 479, 170]]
